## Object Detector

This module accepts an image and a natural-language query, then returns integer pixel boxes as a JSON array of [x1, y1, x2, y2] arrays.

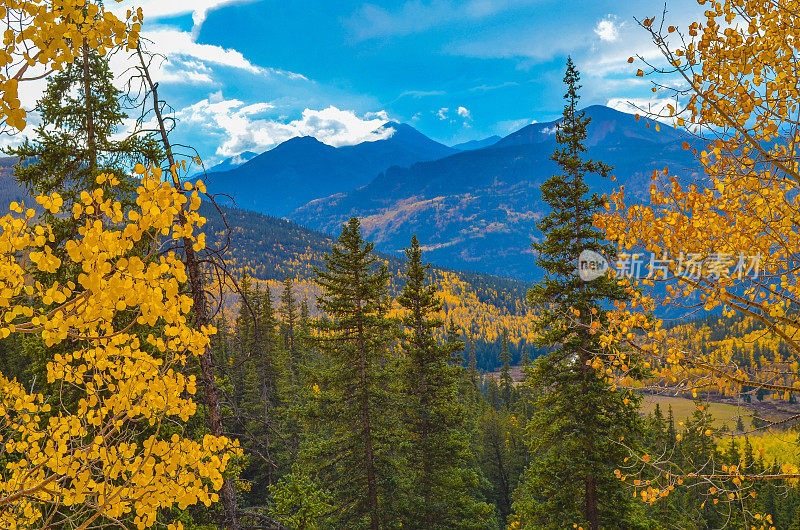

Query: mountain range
[[289, 105, 700, 280], [198, 122, 457, 217], [0, 106, 702, 283]]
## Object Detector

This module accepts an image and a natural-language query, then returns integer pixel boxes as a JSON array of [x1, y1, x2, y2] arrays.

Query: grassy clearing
[[639, 394, 790, 429]]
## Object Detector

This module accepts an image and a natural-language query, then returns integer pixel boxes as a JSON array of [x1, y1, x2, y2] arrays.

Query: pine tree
[[227, 278, 290, 503], [447, 319, 466, 366], [248, 285, 286, 488], [304, 218, 400, 529], [486, 375, 501, 409], [231, 274, 255, 412], [468, 334, 479, 389], [475, 406, 528, 524], [280, 278, 299, 374], [397, 235, 493, 528], [521, 347, 531, 368], [499, 329, 513, 408], [7, 49, 159, 253], [513, 58, 648, 530], [650, 403, 667, 446]]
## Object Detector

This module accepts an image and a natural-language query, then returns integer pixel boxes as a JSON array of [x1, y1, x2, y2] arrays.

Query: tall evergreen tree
[[513, 58, 648, 530], [304, 218, 400, 529], [499, 329, 513, 408], [397, 235, 493, 528], [248, 285, 286, 488], [7, 49, 159, 250], [223, 278, 290, 508], [280, 277, 299, 373], [447, 318, 466, 366]]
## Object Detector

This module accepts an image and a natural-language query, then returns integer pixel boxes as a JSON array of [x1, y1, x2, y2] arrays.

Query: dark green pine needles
[[513, 58, 651, 530], [305, 217, 400, 529], [397, 235, 492, 529]]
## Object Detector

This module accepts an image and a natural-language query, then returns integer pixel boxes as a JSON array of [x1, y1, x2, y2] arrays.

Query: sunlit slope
[[202, 203, 538, 370]]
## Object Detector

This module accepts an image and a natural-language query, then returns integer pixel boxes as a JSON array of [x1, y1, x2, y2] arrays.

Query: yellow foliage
[[223, 271, 536, 349], [592, 0, 800, 406], [585, 0, 800, 502], [0, 167, 237, 528], [0, 0, 140, 131]]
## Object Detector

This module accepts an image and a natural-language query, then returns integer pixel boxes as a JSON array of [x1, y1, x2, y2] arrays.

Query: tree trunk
[[585, 473, 599, 530], [136, 46, 239, 530], [356, 297, 380, 530], [81, 40, 96, 174]]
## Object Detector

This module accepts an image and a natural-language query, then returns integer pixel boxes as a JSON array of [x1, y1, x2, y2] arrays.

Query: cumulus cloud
[[16, 14, 308, 118], [178, 98, 392, 157], [141, 29, 265, 75], [594, 15, 622, 42], [107, 3, 307, 87], [230, 152, 257, 165], [437, 107, 449, 120], [133, 28, 308, 89], [365, 110, 391, 120], [457, 106, 471, 119]]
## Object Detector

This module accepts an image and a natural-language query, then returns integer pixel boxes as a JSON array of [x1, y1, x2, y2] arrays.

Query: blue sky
[[42, 1, 704, 165]]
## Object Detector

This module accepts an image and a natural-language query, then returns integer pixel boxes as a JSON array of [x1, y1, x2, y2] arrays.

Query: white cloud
[[108, 3, 308, 88], [497, 118, 536, 133], [457, 106, 471, 119], [230, 152, 256, 164], [397, 89, 446, 99], [111, 1, 258, 33], [469, 81, 518, 92], [141, 28, 265, 75], [139, 28, 309, 86], [606, 97, 685, 126], [445, 1, 703, 80], [594, 15, 621, 42], [15, 19, 309, 118], [178, 98, 392, 157], [365, 110, 390, 120], [437, 107, 449, 120]]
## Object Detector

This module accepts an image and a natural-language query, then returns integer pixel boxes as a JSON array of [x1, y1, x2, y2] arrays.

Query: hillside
[[452, 135, 501, 150], [199, 121, 457, 217], [291, 105, 701, 280], [0, 157, 25, 210], [201, 203, 537, 370]]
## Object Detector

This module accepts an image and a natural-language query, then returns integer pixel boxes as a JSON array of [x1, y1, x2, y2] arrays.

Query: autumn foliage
[[597, 0, 800, 411], [588, 0, 800, 518], [0, 0, 141, 131], [0, 167, 237, 528]]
